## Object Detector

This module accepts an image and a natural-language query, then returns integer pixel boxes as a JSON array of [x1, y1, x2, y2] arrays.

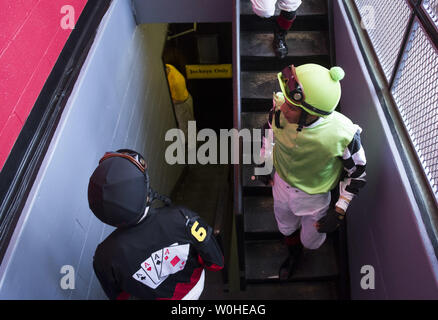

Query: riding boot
[[273, 10, 296, 59], [279, 229, 303, 280]]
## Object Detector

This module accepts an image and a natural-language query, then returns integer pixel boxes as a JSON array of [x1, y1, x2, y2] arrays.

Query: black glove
[[316, 208, 345, 233]]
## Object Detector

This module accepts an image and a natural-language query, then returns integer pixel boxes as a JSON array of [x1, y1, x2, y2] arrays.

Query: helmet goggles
[[99, 149, 147, 173]]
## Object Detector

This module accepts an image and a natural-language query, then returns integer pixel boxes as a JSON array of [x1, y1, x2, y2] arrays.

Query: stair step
[[240, 30, 330, 72], [241, 112, 269, 130], [243, 281, 339, 300], [244, 237, 339, 282], [202, 279, 338, 299], [240, 0, 328, 17], [244, 196, 278, 234], [241, 55, 331, 72], [241, 14, 328, 32], [241, 71, 278, 100], [241, 98, 273, 112], [242, 164, 272, 189], [241, 67, 339, 99], [240, 31, 329, 58], [240, 112, 266, 166]]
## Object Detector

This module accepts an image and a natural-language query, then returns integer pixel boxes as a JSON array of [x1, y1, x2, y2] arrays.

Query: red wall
[[0, 0, 88, 170]]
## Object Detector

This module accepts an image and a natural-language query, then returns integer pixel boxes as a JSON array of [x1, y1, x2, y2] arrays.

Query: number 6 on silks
[[191, 221, 207, 242], [183, 213, 224, 273]]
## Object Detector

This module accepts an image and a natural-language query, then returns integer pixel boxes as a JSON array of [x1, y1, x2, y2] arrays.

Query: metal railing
[[353, 0, 438, 204], [391, 18, 438, 198], [233, 0, 247, 289], [355, 0, 412, 83], [423, 0, 438, 30], [346, 0, 438, 255]]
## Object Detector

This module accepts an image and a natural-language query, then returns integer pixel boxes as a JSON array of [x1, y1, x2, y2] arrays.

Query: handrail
[[233, 0, 247, 290], [233, 0, 242, 217]]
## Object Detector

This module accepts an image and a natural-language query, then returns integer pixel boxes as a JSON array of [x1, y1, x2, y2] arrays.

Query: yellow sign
[[186, 64, 232, 79]]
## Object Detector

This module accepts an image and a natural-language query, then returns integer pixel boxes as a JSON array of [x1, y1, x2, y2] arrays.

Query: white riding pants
[[272, 172, 330, 249], [251, 0, 302, 18]]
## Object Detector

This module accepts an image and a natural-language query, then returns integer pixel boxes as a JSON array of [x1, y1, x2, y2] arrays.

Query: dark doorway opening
[[162, 23, 233, 132]]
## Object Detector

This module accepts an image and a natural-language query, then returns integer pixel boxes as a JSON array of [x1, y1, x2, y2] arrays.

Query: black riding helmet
[[88, 149, 170, 228]]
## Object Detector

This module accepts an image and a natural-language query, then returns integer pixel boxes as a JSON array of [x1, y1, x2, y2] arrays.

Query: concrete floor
[[171, 164, 230, 226]]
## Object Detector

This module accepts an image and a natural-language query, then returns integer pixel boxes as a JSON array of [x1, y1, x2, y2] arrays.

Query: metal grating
[[354, 0, 412, 82], [423, 0, 438, 30], [391, 20, 438, 198]]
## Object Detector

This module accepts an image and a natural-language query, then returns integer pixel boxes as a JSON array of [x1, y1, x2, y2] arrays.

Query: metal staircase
[[235, 0, 347, 299]]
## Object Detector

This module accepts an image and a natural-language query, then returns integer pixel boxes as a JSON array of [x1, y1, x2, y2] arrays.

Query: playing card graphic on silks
[[151, 248, 164, 279], [132, 268, 166, 289], [141, 257, 161, 284], [161, 243, 190, 278]]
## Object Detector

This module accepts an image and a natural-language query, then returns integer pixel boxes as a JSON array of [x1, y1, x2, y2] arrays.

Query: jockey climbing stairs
[[236, 0, 349, 299]]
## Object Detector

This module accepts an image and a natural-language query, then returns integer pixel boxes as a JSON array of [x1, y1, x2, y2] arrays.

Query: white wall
[[0, 0, 183, 299]]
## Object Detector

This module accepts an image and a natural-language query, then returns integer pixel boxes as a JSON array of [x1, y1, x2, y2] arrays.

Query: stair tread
[[241, 71, 278, 100], [241, 98, 273, 112], [241, 111, 269, 130], [240, 0, 328, 16], [244, 196, 278, 234], [245, 238, 339, 282], [241, 112, 269, 167], [202, 276, 338, 299], [240, 31, 329, 57], [241, 56, 331, 72], [242, 164, 273, 188], [243, 281, 338, 299]]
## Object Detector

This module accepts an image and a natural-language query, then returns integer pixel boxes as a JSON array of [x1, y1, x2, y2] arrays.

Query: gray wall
[[132, 0, 233, 23], [334, 0, 438, 299], [0, 0, 183, 299]]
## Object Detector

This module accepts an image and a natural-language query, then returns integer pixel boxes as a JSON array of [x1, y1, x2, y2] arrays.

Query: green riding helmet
[[277, 63, 345, 117]]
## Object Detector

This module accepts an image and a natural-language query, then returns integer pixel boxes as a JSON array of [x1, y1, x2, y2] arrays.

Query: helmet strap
[[297, 109, 309, 132], [148, 188, 172, 207], [274, 109, 283, 129]]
